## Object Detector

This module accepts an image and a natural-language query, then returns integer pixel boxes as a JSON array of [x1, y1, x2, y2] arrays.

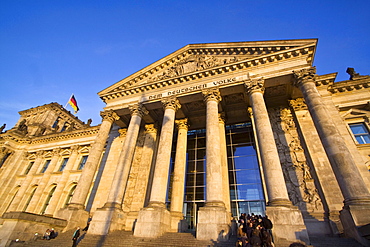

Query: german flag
[[68, 94, 79, 114]]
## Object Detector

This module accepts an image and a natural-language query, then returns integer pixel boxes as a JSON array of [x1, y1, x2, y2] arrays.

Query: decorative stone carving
[[148, 54, 238, 82], [145, 124, 157, 134], [129, 104, 149, 118], [244, 78, 265, 95], [100, 110, 120, 123], [118, 128, 128, 137], [346, 67, 369, 80], [268, 107, 323, 213], [175, 118, 189, 130], [162, 96, 181, 111], [289, 98, 308, 111], [218, 113, 226, 124], [202, 88, 221, 103], [293, 67, 317, 87]]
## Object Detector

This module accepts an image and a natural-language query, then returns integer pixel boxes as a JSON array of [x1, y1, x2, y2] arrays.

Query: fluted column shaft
[[105, 104, 147, 207], [69, 110, 119, 208], [149, 96, 180, 206], [202, 88, 225, 207], [9, 151, 45, 211], [293, 67, 370, 205], [44, 145, 80, 215], [245, 79, 291, 206], [27, 148, 61, 213], [170, 119, 188, 213], [219, 114, 231, 213]]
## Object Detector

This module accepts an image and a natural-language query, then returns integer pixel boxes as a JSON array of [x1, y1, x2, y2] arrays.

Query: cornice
[[0, 125, 100, 145], [328, 76, 370, 93], [99, 41, 316, 102], [19, 102, 85, 126], [315, 73, 337, 87]]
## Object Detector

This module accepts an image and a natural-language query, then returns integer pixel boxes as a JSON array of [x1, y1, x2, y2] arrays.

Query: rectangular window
[[40, 160, 51, 173], [25, 161, 34, 175], [78, 155, 88, 170], [349, 123, 370, 144], [59, 157, 69, 171]]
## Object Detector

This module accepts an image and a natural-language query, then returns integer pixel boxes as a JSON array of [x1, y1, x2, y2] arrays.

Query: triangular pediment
[[342, 108, 370, 119], [99, 39, 317, 101]]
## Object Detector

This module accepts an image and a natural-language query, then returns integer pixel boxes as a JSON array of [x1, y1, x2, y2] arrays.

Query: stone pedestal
[[265, 206, 309, 244], [133, 204, 171, 238], [196, 206, 230, 241], [170, 211, 188, 232], [0, 212, 67, 247], [340, 204, 370, 246], [87, 203, 126, 235], [56, 205, 89, 231]]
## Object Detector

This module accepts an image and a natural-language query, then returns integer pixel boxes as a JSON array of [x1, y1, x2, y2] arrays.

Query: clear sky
[[1, 1, 369, 130]]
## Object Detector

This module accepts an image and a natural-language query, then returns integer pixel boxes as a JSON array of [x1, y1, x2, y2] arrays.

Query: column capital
[[218, 113, 227, 124], [70, 145, 80, 153], [244, 78, 265, 95], [175, 118, 189, 130], [35, 150, 45, 157], [145, 124, 157, 134], [118, 128, 128, 137], [52, 148, 61, 156], [100, 110, 120, 123], [293, 67, 317, 87], [202, 88, 222, 103], [129, 104, 148, 118], [289, 98, 308, 111], [162, 96, 181, 111]]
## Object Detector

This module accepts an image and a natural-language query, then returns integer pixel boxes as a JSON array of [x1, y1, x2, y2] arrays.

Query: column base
[[340, 202, 370, 246], [170, 211, 188, 232], [265, 205, 309, 245], [56, 204, 89, 232], [133, 202, 171, 238], [196, 205, 230, 241], [88, 203, 126, 235]]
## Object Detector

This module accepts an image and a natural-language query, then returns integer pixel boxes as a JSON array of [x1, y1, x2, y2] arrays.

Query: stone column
[[58, 110, 119, 230], [7, 151, 45, 212], [134, 96, 180, 238], [245, 78, 309, 244], [245, 79, 291, 206], [293, 67, 370, 245], [219, 113, 231, 214], [26, 148, 61, 213], [197, 88, 230, 241], [170, 118, 189, 232], [124, 124, 158, 231], [44, 145, 80, 216], [89, 104, 147, 235]]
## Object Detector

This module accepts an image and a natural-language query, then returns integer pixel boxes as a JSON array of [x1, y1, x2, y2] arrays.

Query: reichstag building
[[0, 39, 369, 246]]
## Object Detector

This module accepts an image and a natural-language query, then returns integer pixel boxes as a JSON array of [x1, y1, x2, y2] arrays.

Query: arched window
[[4, 186, 20, 213], [23, 186, 37, 211], [40, 186, 56, 215], [64, 184, 77, 207]]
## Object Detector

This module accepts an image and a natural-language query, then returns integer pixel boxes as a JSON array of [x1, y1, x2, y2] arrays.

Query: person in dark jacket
[[250, 228, 262, 247], [72, 227, 80, 247]]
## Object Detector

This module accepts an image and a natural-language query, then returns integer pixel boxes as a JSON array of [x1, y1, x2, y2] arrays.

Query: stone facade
[[0, 39, 370, 246]]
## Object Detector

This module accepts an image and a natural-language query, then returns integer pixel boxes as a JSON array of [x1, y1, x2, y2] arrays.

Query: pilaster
[[134, 96, 180, 238]]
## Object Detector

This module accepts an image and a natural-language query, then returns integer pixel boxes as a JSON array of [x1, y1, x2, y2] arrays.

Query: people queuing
[[236, 213, 274, 247]]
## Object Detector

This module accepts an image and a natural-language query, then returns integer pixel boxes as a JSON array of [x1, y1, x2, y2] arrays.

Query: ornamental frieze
[[147, 54, 238, 83]]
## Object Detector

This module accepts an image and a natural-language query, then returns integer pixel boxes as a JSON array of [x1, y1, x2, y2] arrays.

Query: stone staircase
[[8, 230, 365, 247]]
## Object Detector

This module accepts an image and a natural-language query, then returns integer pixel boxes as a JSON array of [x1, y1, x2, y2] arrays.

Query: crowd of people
[[236, 213, 274, 247]]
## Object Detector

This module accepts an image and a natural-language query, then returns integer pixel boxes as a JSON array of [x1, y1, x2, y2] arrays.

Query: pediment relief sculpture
[[147, 54, 238, 83]]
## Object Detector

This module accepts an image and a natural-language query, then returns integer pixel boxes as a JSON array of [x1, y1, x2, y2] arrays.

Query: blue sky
[[1, 1, 369, 130]]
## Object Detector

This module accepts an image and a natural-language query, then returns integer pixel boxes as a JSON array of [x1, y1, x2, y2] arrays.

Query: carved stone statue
[[0, 124, 5, 133], [346, 67, 368, 80]]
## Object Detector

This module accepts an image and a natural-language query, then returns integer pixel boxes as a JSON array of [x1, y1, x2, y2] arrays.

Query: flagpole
[[64, 94, 74, 109]]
